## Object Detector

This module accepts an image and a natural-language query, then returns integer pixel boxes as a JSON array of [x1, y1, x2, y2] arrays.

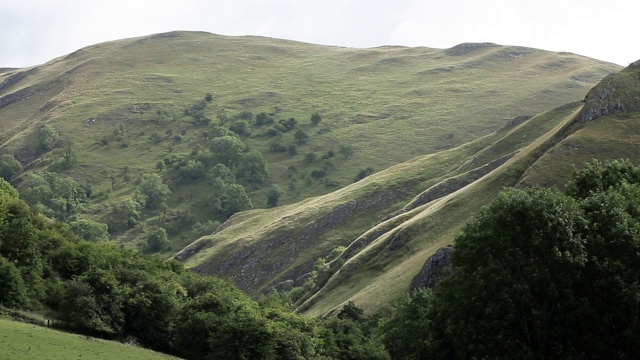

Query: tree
[[310, 112, 322, 125], [220, 184, 252, 217], [69, 219, 109, 242], [288, 144, 297, 156], [354, 167, 374, 182], [566, 158, 640, 198], [0, 255, 28, 308], [56, 135, 77, 168], [38, 124, 59, 151], [255, 112, 274, 126], [339, 145, 354, 158], [137, 173, 171, 209], [381, 290, 434, 360], [305, 152, 317, 163], [294, 130, 309, 145], [210, 135, 245, 168], [426, 188, 587, 359], [146, 226, 169, 253], [237, 151, 268, 183], [0, 154, 22, 182], [0, 178, 18, 198], [267, 185, 282, 207], [229, 120, 249, 136]]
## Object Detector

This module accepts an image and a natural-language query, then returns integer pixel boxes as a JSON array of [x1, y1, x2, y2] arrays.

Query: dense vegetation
[[381, 159, 640, 359], [5, 159, 640, 359], [0, 178, 388, 359]]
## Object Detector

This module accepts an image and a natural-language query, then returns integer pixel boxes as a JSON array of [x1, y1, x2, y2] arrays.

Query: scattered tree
[[145, 226, 169, 253], [339, 145, 354, 158], [137, 173, 171, 209], [0, 154, 22, 182], [69, 219, 109, 242], [210, 135, 245, 168], [267, 185, 283, 207], [294, 130, 309, 145], [310, 112, 322, 125]]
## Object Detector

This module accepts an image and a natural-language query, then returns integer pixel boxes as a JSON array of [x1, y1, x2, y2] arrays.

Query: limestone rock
[[410, 245, 454, 291]]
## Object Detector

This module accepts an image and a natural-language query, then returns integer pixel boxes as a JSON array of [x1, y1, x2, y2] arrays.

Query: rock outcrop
[[410, 245, 454, 291], [577, 60, 640, 123]]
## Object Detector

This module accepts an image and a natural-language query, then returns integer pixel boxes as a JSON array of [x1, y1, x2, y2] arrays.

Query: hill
[[0, 317, 177, 360], [0, 31, 619, 250], [180, 59, 640, 316]]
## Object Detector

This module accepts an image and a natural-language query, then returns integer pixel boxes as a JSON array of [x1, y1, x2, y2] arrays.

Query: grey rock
[[410, 245, 454, 291]]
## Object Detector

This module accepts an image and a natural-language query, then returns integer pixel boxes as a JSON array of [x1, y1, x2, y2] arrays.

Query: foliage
[[0, 255, 29, 308], [339, 144, 354, 158], [145, 226, 169, 253], [294, 130, 309, 145], [566, 158, 640, 198], [380, 289, 434, 360], [267, 184, 282, 207], [0, 178, 18, 198], [19, 171, 90, 221], [415, 160, 640, 359], [69, 219, 109, 242], [255, 112, 274, 126], [38, 124, 59, 151], [354, 167, 374, 182], [310, 112, 322, 125], [210, 135, 246, 168], [0, 154, 23, 182], [137, 173, 171, 209], [191, 220, 221, 238], [237, 150, 268, 183]]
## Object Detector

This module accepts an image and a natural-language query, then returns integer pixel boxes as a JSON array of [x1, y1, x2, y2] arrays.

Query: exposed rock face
[[576, 61, 640, 123], [0, 88, 32, 109], [410, 245, 454, 291]]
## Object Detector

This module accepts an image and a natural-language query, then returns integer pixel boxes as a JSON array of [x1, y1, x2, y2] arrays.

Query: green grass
[[0, 31, 619, 248], [182, 102, 582, 314], [0, 318, 177, 360]]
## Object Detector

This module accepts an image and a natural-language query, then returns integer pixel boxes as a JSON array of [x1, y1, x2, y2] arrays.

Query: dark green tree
[[145, 226, 169, 253], [0, 154, 22, 182], [0, 256, 29, 308], [267, 185, 282, 207], [137, 173, 171, 209], [69, 219, 109, 242], [220, 184, 252, 217], [237, 150, 268, 183], [310, 112, 322, 125], [38, 124, 59, 151], [339, 145, 354, 158], [294, 130, 309, 145], [210, 135, 245, 168]]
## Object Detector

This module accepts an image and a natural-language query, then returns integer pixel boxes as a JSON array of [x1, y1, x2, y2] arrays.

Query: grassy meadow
[[0, 318, 178, 360]]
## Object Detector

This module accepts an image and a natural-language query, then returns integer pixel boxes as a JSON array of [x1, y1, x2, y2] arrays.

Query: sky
[[1, 0, 638, 68]]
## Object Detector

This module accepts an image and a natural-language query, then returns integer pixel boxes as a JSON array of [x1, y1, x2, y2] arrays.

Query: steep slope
[[181, 59, 640, 316], [300, 59, 640, 316], [0, 31, 618, 248]]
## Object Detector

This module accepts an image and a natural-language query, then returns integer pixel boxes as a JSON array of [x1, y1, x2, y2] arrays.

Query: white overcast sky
[[0, 0, 637, 68]]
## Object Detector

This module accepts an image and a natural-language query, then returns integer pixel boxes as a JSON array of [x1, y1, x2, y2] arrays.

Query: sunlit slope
[[0, 31, 618, 208], [181, 102, 582, 303], [300, 59, 640, 316]]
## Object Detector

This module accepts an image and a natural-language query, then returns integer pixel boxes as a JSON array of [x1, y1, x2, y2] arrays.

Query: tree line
[[0, 178, 388, 359]]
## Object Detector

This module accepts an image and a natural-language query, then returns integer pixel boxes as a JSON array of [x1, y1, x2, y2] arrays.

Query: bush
[[146, 226, 169, 253]]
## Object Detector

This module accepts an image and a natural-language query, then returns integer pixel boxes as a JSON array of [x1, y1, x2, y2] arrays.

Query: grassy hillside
[[0, 31, 619, 249], [0, 318, 177, 360], [181, 59, 640, 316]]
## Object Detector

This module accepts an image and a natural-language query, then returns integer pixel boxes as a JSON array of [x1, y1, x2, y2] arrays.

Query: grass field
[[0, 318, 178, 360]]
